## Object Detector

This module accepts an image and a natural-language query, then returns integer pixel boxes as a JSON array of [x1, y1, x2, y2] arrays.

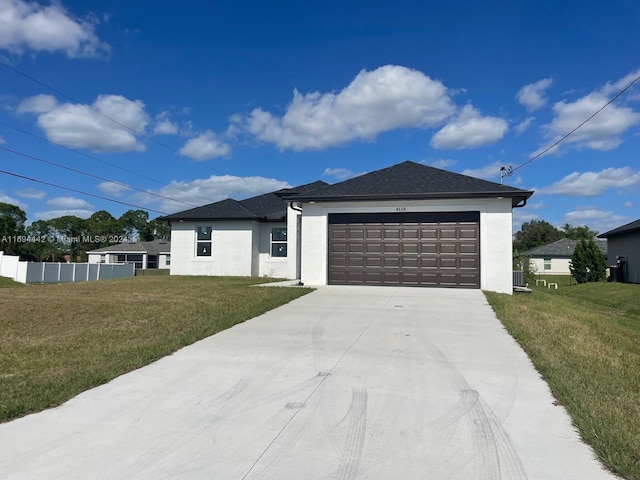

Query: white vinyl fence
[[0, 252, 134, 284]]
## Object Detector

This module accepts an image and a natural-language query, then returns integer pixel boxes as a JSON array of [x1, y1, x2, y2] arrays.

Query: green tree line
[[0, 203, 169, 262]]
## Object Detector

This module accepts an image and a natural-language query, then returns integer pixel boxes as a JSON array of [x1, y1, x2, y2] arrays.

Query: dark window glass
[[197, 226, 212, 240], [197, 242, 211, 256], [272, 227, 287, 241], [271, 243, 287, 257]]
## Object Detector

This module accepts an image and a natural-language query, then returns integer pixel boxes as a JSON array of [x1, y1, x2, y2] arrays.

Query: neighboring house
[[524, 238, 608, 275], [162, 161, 533, 294], [598, 218, 640, 283], [87, 239, 171, 269]]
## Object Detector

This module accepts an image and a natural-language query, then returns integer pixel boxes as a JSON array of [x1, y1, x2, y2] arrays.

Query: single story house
[[598, 218, 640, 283], [87, 239, 171, 269], [524, 238, 608, 275], [161, 161, 533, 294]]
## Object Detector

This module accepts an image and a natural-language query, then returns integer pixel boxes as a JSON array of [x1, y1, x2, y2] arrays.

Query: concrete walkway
[[0, 287, 618, 479]]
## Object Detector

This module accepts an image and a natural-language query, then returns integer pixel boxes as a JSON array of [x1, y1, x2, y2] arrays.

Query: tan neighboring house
[[525, 238, 607, 275]]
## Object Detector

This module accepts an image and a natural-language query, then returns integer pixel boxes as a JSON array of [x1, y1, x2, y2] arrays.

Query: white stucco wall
[[299, 198, 516, 294], [169, 221, 256, 276], [530, 257, 571, 275], [257, 222, 288, 278], [159, 253, 170, 269]]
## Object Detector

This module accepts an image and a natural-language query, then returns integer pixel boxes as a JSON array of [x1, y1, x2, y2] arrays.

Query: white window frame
[[196, 226, 212, 257], [270, 227, 287, 258]]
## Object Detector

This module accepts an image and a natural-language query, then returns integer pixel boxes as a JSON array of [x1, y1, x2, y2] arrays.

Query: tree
[[0, 203, 27, 255], [119, 209, 150, 241], [23, 220, 60, 261], [86, 210, 123, 246], [569, 239, 607, 284], [49, 215, 88, 261], [562, 224, 598, 241], [513, 220, 563, 253], [148, 218, 170, 240]]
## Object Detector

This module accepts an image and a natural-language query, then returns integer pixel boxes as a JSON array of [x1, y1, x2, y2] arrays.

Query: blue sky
[[0, 0, 639, 234]]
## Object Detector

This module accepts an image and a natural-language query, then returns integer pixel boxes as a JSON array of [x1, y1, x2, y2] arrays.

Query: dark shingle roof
[[280, 161, 533, 206], [524, 238, 607, 258], [87, 239, 171, 254], [598, 218, 640, 238], [160, 181, 329, 222]]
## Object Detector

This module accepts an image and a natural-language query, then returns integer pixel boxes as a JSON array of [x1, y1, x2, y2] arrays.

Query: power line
[[0, 120, 166, 186], [0, 168, 169, 215], [511, 73, 640, 174], [1, 60, 227, 177], [0, 145, 199, 207]]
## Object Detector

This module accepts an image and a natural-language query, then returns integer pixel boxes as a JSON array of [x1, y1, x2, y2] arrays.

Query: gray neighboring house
[[87, 239, 171, 270], [598, 218, 640, 283], [524, 238, 607, 275]]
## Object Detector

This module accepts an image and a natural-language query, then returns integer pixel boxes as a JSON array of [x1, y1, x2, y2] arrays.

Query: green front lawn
[[485, 281, 640, 480], [0, 276, 313, 423]]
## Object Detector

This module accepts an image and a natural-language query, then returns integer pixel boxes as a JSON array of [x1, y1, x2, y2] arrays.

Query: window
[[544, 258, 551, 270], [166, 254, 171, 266], [99, 254, 106, 264], [115, 253, 143, 269], [271, 227, 287, 257], [196, 226, 212, 256]]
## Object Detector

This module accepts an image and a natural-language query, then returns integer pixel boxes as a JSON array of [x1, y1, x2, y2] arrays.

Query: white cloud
[[46, 196, 93, 209], [138, 175, 291, 213], [461, 160, 504, 181], [562, 208, 628, 234], [242, 65, 456, 151], [15, 187, 45, 199], [0, 192, 27, 210], [515, 117, 534, 134], [527, 201, 546, 210], [322, 168, 364, 180], [96, 182, 131, 197], [153, 112, 178, 135], [540, 167, 640, 196], [421, 158, 458, 169], [17, 93, 57, 114], [0, 0, 109, 58], [542, 71, 640, 151], [179, 130, 231, 161], [517, 78, 553, 112], [430, 104, 508, 149], [624, 201, 633, 208], [21, 94, 150, 152], [35, 209, 94, 220]]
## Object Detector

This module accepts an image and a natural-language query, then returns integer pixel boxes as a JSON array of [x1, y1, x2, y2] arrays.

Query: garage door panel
[[328, 212, 479, 288], [460, 243, 478, 254], [421, 243, 437, 254], [348, 243, 364, 254], [365, 243, 382, 253], [383, 256, 400, 267], [440, 243, 458, 254]]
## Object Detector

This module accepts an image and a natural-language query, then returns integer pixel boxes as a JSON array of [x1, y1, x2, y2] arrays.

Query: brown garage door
[[328, 212, 480, 288]]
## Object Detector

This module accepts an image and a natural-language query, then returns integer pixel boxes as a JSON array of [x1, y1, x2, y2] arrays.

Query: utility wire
[[0, 145, 199, 207], [0, 60, 227, 176], [512, 73, 640, 174], [0, 120, 166, 186], [0, 168, 169, 215]]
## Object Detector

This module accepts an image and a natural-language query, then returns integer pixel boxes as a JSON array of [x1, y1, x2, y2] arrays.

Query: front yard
[[486, 280, 640, 480], [0, 276, 312, 423]]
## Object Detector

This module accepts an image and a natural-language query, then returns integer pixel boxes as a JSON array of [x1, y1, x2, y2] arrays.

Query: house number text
[[395, 207, 407, 212]]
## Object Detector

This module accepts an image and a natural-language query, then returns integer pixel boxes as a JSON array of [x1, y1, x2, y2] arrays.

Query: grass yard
[[485, 281, 640, 480], [0, 276, 313, 423]]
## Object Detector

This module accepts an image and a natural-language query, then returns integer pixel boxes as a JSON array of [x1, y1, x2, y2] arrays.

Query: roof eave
[[286, 191, 534, 204]]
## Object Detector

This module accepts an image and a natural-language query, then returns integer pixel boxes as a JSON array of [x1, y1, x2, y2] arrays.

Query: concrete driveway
[[0, 286, 618, 480]]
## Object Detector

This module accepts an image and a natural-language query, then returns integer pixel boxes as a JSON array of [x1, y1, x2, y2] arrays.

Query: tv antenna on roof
[[500, 165, 513, 184]]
